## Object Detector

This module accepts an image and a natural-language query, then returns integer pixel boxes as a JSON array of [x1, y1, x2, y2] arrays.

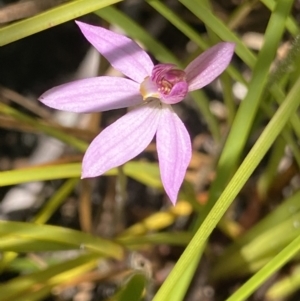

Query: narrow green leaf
[[0, 0, 122, 46], [117, 273, 147, 301], [118, 232, 192, 247], [204, 0, 294, 216], [0, 221, 124, 259], [226, 234, 300, 301], [167, 248, 203, 301], [215, 190, 300, 263], [211, 211, 300, 280], [0, 161, 162, 188], [266, 265, 300, 300], [179, 0, 256, 68], [0, 163, 82, 186], [32, 178, 80, 224], [147, 0, 207, 49], [260, 0, 299, 36], [0, 253, 99, 301]]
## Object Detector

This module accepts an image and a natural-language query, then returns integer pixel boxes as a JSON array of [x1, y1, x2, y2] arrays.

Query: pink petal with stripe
[[39, 77, 142, 112], [76, 21, 154, 83], [82, 101, 161, 178], [156, 104, 192, 204]]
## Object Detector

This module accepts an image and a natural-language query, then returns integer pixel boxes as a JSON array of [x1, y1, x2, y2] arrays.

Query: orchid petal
[[185, 42, 235, 91], [160, 82, 188, 104], [82, 101, 161, 178], [39, 77, 142, 113], [156, 104, 192, 204], [76, 21, 154, 83]]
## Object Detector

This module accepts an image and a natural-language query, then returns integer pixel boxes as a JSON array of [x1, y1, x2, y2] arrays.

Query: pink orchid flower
[[39, 21, 235, 204]]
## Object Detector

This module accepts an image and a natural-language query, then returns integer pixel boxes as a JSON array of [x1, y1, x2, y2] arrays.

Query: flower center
[[152, 64, 186, 95], [139, 64, 187, 102]]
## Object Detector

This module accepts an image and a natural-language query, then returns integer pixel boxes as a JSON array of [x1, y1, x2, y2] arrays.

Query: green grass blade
[[259, 138, 296, 189], [167, 248, 203, 301], [215, 190, 300, 263], [179, 0, 256, 68], [0, 0, 122, 46], [266, 265, 300, 300], [0, 221, 124, 258], [0, 163, 82, 185], [0, 161, 162, 189], [226, 234, 300, 301], [117, 232, 191, 246], [204, 0, 294, 213], [117, 273, 147, 301], [32, 178, 80, 224], [147, 0, 207, 49], [0, 253, 99, 301], [260, 0, 299, 36], [211, 211, 300, 280]]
